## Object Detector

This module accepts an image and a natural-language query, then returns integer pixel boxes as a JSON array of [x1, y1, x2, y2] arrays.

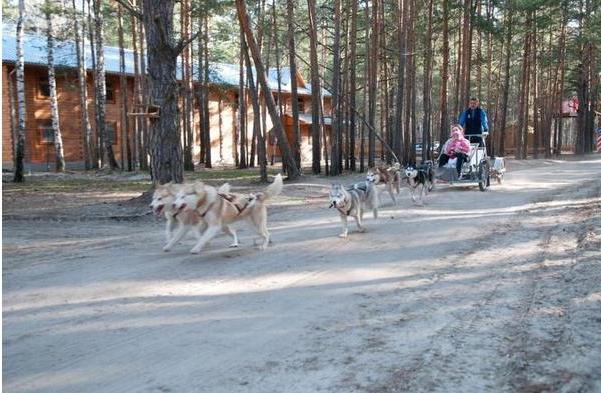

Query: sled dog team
[[151, 163, 434, 253]]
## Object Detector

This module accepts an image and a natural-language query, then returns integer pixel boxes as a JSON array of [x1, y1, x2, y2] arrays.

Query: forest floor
[[3, 155, 601, 393]]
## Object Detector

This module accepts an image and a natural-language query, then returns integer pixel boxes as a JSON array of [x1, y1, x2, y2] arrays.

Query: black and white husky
[[404, 162, 434, 205], [329, 181, 379, 238]]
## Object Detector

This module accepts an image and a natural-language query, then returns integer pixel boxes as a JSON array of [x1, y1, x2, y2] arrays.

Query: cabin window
[[106, 122, 117, 145], [38, 120, 54, 144], [105, 80, 115, 103], [297, 98, 305, 113], [37, 77, 51, 99]]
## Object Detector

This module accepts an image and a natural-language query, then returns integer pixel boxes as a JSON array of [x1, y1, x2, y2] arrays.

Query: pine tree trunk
[[461, 0, 473, 105], [117, 4, 132, 171], [131, 8, 141, 170], [348, 0, 358, 171], [330, 0, 342, 175], [243, 42, 268, 182], [73, 0, 93, 170], [46, 5, 66, 172], [439, 0, 450, 149], [235, 0, 300, 179], [307, 0, 322, 174], [137, 7, 150, 171], [498, 5, 513, 157], [94, 0, 119, 170], [421, 0, 433, 162], [139, 0, 183, 183], [238, 31, 248, 169], [286, 0, 301, 169], [403, 0, 415, 164], [181, 0, 194, 171], [13, 0, 27, 182], [394, 0, 406, 163], [202, 13, 212, 168], [86, 0, 100, 167], [367, 0, 379, 168], [516, 13, 532, 160]]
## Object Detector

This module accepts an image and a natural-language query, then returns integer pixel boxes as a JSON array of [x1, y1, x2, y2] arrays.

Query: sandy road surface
[[3, 157, 601, 393]]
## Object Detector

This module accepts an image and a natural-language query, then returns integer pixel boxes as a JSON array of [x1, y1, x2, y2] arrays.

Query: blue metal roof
[[2, 26, 329, 96]]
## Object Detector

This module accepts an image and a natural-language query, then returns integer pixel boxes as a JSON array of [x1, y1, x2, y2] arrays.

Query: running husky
[[151, 182, 237, 252], [329, 181, 379, 238], [366, 164, 402, 204], [173, 174, 283, 253], [404, 162, 434, 205]]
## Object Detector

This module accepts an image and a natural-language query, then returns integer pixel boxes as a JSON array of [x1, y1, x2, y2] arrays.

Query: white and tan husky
[[329, 181, 378, 238], [173, 174, 283, 254], [366, 164, 402, 204], [151, 182, 238, 252]]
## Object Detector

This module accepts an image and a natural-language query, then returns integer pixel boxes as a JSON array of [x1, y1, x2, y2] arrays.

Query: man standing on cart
[[458, 97, 489, 147]]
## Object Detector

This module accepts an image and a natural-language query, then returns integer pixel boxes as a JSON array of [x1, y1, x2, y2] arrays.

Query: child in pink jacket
[[438, 125, 471, 176]]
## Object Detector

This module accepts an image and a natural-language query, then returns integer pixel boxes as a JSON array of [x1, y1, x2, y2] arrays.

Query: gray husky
[[329, 181, 379, 238]]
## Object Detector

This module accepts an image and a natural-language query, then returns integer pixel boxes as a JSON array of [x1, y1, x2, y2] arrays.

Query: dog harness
[[218, 193, 254, 215]]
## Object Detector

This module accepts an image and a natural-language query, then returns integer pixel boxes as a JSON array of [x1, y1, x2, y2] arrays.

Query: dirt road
[[3, 157, 601, 393]]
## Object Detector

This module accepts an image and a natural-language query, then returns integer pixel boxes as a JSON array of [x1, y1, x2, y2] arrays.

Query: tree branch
[[174, 30, 201, 55], [113, 0, 143, 19]]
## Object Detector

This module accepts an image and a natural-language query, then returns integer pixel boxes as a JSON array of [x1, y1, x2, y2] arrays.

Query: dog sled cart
[[434, 133, 504, 191]]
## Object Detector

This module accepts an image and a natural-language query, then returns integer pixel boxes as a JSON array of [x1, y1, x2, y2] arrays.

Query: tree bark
[[394, 0, 407, 163], [438, 0, 450, 150], [330, 0, 343, 175], [348, 0, 358, 171], [94, 0, 119, 170], [307, 0, 322, 174], [46, 3, 66, 172], [286, 0, 301, 169], [181, 0, 194, 171], [118, 4, 132, 171], [421, 0, 434, 162], [13, 0, 26, 182], [238, 30, 248, 169], [138, 0, 183, 183], [73, 0, 93, 170], [243, 41, 268, 182], [498, 5, 513, 157], [367, 0, 379, 168], [202, 13, 212, 168], [235, 0, 300, 179]]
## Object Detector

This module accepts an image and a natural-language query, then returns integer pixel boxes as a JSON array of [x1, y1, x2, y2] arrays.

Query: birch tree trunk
[[13, 0, 27, 182], [46, 3, 66, 172]]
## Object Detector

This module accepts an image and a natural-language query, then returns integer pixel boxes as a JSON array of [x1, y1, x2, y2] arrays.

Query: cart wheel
[[478, 161, 490, 192]]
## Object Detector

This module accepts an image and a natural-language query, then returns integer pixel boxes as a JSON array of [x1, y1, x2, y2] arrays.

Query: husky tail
[[257, 173, 283, 202], [217, 183, 231, 194]]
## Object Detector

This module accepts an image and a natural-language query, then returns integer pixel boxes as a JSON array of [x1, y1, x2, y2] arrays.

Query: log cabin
[[2, 28, 332, 170]]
